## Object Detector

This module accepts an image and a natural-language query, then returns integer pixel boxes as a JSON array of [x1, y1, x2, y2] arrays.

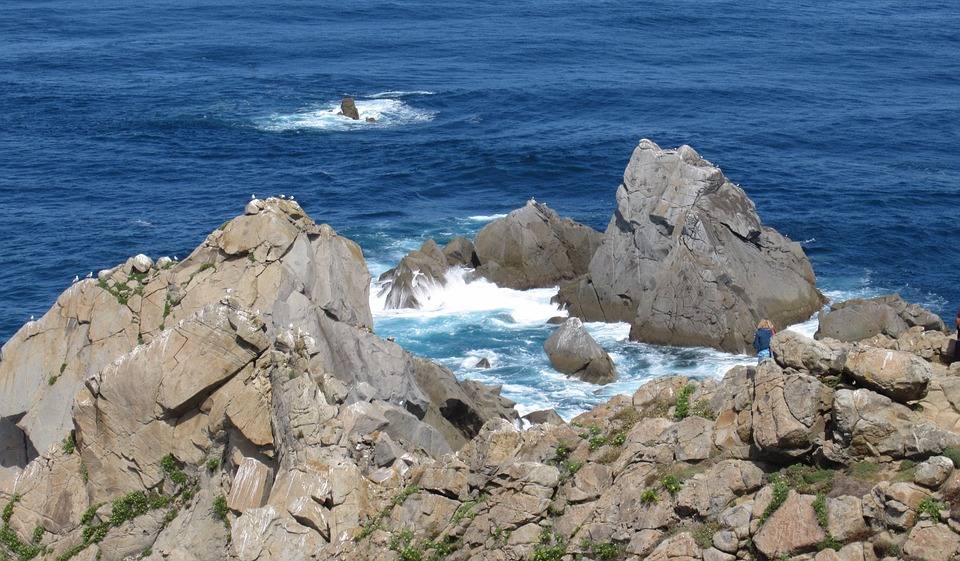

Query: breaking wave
[[256, 97, 436, 132]]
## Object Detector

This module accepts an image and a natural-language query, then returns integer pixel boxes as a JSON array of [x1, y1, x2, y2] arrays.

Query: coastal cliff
[[0, 159, 958, 561]]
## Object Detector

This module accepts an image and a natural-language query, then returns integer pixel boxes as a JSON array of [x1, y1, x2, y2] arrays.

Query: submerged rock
[[557, 139, 824, 353], [473, 200, 602, 290], [543, 317, 616, 384], [340, 96, 360, 120]]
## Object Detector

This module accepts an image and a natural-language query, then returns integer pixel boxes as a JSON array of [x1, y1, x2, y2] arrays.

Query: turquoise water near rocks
[[1, 1, 957, 417]]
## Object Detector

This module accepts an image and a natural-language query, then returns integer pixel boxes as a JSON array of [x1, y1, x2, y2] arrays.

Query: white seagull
[[86, 271, 93, 278], [72, 275, 79, 283], [279, 194, 285, 199], [30, 315, 35, 321], [251, 194, 256, 200]]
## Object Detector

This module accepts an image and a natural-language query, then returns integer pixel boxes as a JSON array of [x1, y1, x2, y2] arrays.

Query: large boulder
[[832, 388, 960, 460], [816, 294, 946, 342], [751, 361, 832, 460], [557, 139, 824, 353], [842, 346, 932, 403], [542, 318, 616, 384], [770, 329, 845, 376], [473, 200, 602, 289]]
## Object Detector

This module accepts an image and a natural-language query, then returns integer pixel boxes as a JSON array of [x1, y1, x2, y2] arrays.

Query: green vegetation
[[690, 398, 716, 420], [780, 464, 835, 495], [0, 495, 44, 561], [673, 384, 695, 421], [47, 375, 57, 386], [393, 485, 420, 506], [759, 475, 790, 524], [424, 536, 459, 561], [450, 500, 478, 525], [580, 539, 622, 560], [661, 474, 682, 495], [610, 432, 627, 447], [212, 495, 230, 529], [850, 460, 880, 481], [531, 529, 566, 561], [818, 535, 841, 551], [895, 459, 917, 482], [943, 447, 960, 467], [610, 407, 641, 429], [917, 497, 946, 523], [160, 454, 188, 487], [691, 522, 719, 549], [640, 488, 659, 504], [812, 493, 828, 528], [490, 526, 510, 545], [553, 442, 571, 463], [206, 457, 220, 471], [62, 434, 76, 455], [389, 529, 422, 561], [79, 462, 88, 484]]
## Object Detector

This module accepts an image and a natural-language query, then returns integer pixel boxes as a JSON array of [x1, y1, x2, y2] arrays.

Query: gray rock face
[[770, 329, 846, 376], [543, 318, 616, 384], [557, 139, 824, 353], [442, 236, 480, 268], [473, 200, 602, 290], [816, 294, 946, 342], [339, 96, 359, 120], [376, 239, 448, 309]]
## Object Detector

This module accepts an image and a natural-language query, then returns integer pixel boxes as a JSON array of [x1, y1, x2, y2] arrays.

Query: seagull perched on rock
[[29, 315, 35, 322], [86, 271, 93, 278], [289, 195, 295, 201], [279, 194, 286, 199], [251, 193, 256, 200], [72, 275, 79, 283]]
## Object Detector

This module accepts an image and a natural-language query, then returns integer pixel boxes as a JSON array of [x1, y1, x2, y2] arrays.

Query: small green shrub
[[691, 522, 719, 549], [212, 495, 229, 523], [610, 432, 627, 447], [62, 434, 76, 455], [817, 535, 841, 551], [760, 476, 790, 523], [48, 375, 58, 386], [451, 500, 478, 524], [392, 485, 419, 506], [553, 443, 571, 463], [588, 434, 607, 451], [581, 539, 622, 560], [661, 474, 682, 495], [531, 530, 565, 561], [812, 493, 828, 528], [690, 398, 716, 420], [30, 525, 43, 544], [943, 447, 960, 467], [917, 497, 945, 522], [206, 458, 220, 471], [79, 503, 101, 526], [640, 488, 659, 504], [674, 384, 695, 421], [389, 529, 422, 561]]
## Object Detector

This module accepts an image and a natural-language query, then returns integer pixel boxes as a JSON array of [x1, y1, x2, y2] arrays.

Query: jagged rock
[[542, 317, 616, 384], [442, 236, 480, 268], [842, 346, 932, 402], [832, 388, 960, 459], [754, 491, 826, 558], [229, 457, 274, 513], [902, 521, 960, 561], [816, 294, 946, 342], [522, 409, 564, 426], [557, 139, 824, 353], [675, 460, 764, 517], [770, 329, 845, 376], [863, 481, 930, 530], [473, 357, 492, 369], [914, 456, 954, 488], [231, 505, 324, 560], [751, 360, 832, 460], [377, 239, 448, 309], [339, 97, 359, 120], [473, 200, 602, 289]]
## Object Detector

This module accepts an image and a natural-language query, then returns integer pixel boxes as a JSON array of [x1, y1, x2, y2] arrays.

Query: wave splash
[[257, 97, 436, 132]]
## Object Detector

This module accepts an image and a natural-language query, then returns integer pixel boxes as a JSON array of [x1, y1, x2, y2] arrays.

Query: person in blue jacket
[[753, 319, 775, 364], [954, 308, 960, 362]]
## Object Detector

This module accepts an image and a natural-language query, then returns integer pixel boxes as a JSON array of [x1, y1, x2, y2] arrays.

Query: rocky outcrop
[[0, 198, 521, 561], [842, 346, 932, 402], [816, 293, 947, 342], [542, 318, 616, 384], [339, 97, 360, 120], [473, 200, 602, 290], [376, 239, 448, 309], [557, 139, 825, 353]]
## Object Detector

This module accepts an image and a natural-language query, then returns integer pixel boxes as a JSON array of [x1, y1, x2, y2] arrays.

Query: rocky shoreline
[[1, 140, 959, 561]]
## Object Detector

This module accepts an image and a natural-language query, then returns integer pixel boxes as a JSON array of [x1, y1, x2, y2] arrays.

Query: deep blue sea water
[[2, 1, 958, 416]]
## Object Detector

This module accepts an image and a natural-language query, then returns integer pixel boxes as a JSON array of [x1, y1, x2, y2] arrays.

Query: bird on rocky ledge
[[29, 315, 34, 321], [279, 194, 286, 199], [72, 275, 79, 283], [86, 271, 92, 278], [250, 193, 256, 200]]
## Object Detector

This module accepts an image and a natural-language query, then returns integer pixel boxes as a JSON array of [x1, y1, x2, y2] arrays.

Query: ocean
[[1, 0, 958, 417]]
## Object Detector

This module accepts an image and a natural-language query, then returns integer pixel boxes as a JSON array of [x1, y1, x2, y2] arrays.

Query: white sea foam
[[368, 90, 435, 98], [371, 267, 563, 326], [466, 214, 508, 222], [257, 98, 435, 132]]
